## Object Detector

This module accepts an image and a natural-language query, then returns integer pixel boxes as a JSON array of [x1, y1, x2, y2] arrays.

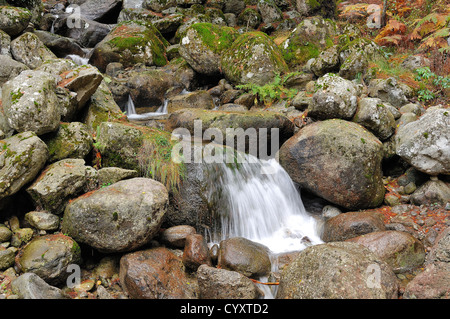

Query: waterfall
[[207, 155, 322, 254], [204, 153, 322, 298], [66, 54, 89, 66], [50, 14, 58, 34], [125, 95, 168, 120]]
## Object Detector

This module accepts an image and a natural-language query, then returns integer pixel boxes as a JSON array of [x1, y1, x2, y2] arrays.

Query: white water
[[205, 155, 322, 298], [208, 156, 322, 254], [66, 54, 89, 66], [125, 95, 168, 120]]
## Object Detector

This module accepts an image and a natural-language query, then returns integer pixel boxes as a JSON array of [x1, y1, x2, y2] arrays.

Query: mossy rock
[[280, 16, 337, 68], [89, 21, 169, 73], [221, 31, 288, 86], [44, 122, 93, 163], [179, 22, 237, 76], [0, 6, 31, 36], [95, 121, 185, 192]]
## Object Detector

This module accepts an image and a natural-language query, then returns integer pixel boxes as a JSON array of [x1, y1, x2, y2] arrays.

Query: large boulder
[[0, 132, 48, 201], [179, 22, 237, 76], [61, 178, 169, 253], [0, 6, 31, 37], [165, 108, 295, 155], [395, 107, 450, 175], [347, 231, 426, 273], [2, 70, 60, 135], [119, 247, 196, 299], [89, 21, 168, 72], [15, 234, 82, 285], [277, 242, 398, 299], [410, 179, 450, 206], [10, 32, 57, 69], [278, 120, 385, 210], [280, 16, 336, 67], [221, 31, 288, 86]]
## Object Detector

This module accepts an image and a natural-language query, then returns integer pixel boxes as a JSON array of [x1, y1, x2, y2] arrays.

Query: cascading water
[[204, 152, 323, 298], [125, 95, 169, 120]]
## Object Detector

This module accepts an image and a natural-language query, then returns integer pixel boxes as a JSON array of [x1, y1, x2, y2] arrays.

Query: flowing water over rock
[[204, 153, 323, 298], [125, 95, 168, 120]]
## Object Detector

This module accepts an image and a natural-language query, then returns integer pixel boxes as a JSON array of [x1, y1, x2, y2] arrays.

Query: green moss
[[190, 22, 237, 54]]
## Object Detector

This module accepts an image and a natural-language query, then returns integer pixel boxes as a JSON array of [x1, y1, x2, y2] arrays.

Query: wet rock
[[0, 6, 31, 37], [2, 70, 60, 135], [24, 211, 60, 231], [0, 55, 28, 86], [279, 120, 385, 210], [26, 159, 94, 214], [352, 97, 396, 141], [218, 237, 271, 278], [15, 234, 82, 285], [10, 32, 57, 69], [277, 242, 398, 299], [182, 234, 212, 271], [160, 225, 196, 248], [11, 273, 65, 299], [0, 132, 49, 201], [119, 247, 196, 299], [62, 178, 169, 253], [221, 31, 287, 86], [57, 15, 112, 48], [322, 211, 386, 242], [197, 264, 262, 299], [179, 22, 237, 76], [346, 230, 425, 273], [395, 107, 450, 175]]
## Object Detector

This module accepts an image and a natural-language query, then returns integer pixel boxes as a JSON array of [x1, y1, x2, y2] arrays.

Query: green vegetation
[[189, 23, 237, 53], [236, 73, 298, 105]]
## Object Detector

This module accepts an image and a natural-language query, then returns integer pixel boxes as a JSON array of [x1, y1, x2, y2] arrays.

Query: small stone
[[0, 225, 12, 242], [0, 248, 16, 270], [10, 228, 34, 248], [160, 225, 196, 248], [24, 211, 60, 231]]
